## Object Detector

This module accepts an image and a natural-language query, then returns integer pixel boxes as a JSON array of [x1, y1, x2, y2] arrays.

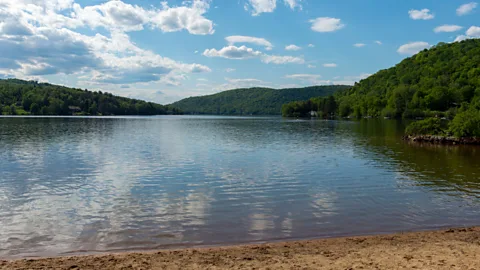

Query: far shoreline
[[403, 135, 480, 145], [2, 227, 479, 269]]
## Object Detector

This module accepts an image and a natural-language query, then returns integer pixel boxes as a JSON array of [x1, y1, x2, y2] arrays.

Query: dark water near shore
[[1, 116, 479, 258]]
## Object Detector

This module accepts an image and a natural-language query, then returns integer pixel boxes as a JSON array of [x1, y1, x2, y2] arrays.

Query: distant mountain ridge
[[171, 85, 350, 115]]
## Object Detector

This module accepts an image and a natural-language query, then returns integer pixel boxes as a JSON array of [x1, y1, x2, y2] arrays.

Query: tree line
[[171, 85, 349, 115], [282, 39, 480, 138], [0, 79, 181, 116]]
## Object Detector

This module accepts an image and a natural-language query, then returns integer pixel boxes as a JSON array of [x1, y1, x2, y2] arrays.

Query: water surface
[[0, 116, 479, 258]]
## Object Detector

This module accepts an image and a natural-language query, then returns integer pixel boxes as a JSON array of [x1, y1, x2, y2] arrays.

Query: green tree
[[30, 103, 40, 115]]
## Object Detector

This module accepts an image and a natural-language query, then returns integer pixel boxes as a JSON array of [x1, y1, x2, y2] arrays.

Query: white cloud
[[226, 68, 236, 72], [374, 41, 382, 45], [203, 45, 304, 64], [261, 55, 305, 64], [308, 44, 315, 48], [307, 64, 316, 68], [408, 9, 434, 20], [434, 25, 463, 33], [457, 2, 478, 16], [285, 74, 322, 84], [150, 1, 215, 35], [0, 0, 212, 86], [194, 50, 199, 54], [310, 17, 345, 32], [453, 26, 480, 42], [246, 0, 277, 16], [225, 35, 273, 50], [323, 63, 337, 68], [397, 41, 431, 55], [70, 0, 215, 35], [454, 35, 469, 42], [284, 0, 302, 10], [466, 26, 480, 37], [203, 45, 263, 59], [285, 44, 301, 51], [353, 43, 366, 47]]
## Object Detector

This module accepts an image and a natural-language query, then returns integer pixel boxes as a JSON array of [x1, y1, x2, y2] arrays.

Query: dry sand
[[1, 227, 479, 270]]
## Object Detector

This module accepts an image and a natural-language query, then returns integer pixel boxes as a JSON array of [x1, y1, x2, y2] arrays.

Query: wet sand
[[1, 227, 479, 270]]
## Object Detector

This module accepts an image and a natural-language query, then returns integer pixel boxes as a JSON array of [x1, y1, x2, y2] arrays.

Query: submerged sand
[[1, 227, 479, 269]]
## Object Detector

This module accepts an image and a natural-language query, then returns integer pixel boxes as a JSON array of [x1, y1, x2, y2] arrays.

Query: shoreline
[[403, 135, 480, 145], [1, 227, 479, 269]]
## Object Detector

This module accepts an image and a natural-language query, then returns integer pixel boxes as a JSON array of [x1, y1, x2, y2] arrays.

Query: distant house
[[68, 106, 81, 114]]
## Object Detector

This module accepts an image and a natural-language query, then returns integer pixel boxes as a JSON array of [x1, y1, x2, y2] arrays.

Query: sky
[[0, 0, 479, 104]]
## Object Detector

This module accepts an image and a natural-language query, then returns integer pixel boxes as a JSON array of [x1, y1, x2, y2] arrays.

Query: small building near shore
[[68, 106, 81, 114]]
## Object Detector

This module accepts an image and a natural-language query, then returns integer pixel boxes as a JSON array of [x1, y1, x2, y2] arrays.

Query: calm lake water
[[1, 116, 479, 258]]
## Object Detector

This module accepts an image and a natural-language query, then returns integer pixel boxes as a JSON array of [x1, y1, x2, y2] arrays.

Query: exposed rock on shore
[[403, 135, 480, 145]]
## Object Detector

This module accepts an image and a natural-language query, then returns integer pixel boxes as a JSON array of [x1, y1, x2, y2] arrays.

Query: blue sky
[[0, 0, 479, 104]]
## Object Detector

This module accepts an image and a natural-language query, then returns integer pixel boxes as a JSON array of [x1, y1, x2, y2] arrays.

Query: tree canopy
[[282, 39, 480, 137], [171, 85, 349, 115], [334, 39, 480, 119], [0, 79, 180, 116]]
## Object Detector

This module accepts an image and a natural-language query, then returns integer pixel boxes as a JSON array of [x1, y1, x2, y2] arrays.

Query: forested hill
[[335, 39, 480, 119], [0, 79, 180, 115], [282, 39, 480, 138], [171, 85, 349, 115]]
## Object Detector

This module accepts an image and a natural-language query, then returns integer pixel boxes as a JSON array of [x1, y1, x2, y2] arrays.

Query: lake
[[0, 116, 479, 258]]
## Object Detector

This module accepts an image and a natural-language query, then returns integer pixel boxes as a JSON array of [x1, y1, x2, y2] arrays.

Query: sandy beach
[[1, 227, 479, 269]]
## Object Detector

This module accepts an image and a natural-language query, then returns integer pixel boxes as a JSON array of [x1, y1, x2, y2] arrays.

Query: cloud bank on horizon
[[0, 0, 478, 104]]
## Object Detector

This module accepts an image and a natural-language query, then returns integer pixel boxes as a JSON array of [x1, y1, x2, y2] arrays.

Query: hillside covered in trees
[[171, 85, 349, 115], [282, 39, 480, 138], [0, 79, 180, 116]]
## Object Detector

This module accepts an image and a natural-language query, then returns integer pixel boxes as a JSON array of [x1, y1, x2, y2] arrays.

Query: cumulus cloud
[[225, 35, 273, 50], [310, 17, 345, 32], [0, 0, 212, 85], [353, 43, 366, 47], [374, 41, 382, 45], [203, 45, 263, 59], [246, 0, 277, 16], [308, 44, 315, 48], [453, 26, 480, 42], [68, 0, 215, 35], [307, 64, 316, 68], [203, 45, 304, 64], [284, 0, 302, 10], [397, 41, 431, 55], [150, 0, 214, 35], [434, 25, 463, 33], [457, 2, 478, 16], [466, 26, 480, 37], [408, 9, 434, 20], [323, 63, 337, 68], [285, 44, 301, 51], [454, 35, 469, 42]]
